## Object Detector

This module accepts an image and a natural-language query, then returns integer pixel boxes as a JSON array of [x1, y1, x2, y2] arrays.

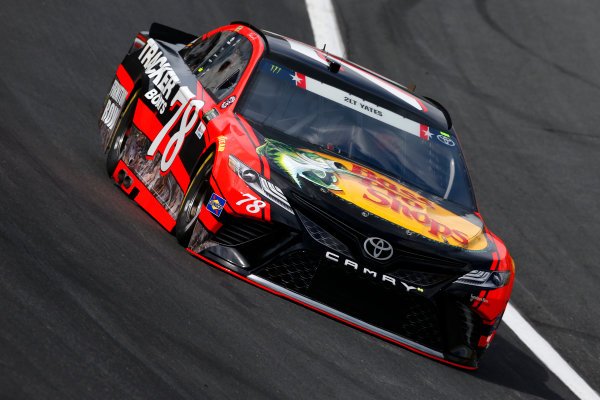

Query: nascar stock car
[[99, 22, 514, 369]]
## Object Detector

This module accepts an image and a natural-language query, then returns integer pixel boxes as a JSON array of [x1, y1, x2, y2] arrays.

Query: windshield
[[237, 59, 475, 209]]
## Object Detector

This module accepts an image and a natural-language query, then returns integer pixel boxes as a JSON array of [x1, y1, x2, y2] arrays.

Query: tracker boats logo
[[363, 237, 393, 261], [138, 38, 182, 114]]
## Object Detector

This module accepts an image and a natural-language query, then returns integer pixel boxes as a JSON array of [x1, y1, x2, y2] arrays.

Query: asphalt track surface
[[0, 1, 598, 399]]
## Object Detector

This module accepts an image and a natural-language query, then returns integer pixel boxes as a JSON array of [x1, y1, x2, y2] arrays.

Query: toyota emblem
[[363, 237, 393, 261], [436, 134, 456, 147]]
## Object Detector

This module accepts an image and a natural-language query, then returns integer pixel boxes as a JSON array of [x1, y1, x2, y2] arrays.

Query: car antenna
[[321, 43, 340, 73]]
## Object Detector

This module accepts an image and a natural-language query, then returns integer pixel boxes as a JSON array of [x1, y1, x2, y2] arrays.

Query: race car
[[99, 22, 514, 369]]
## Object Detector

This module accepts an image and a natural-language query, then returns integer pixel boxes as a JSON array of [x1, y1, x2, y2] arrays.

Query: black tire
[[106, 89, 139, 176], [175, 150, 215, 246]]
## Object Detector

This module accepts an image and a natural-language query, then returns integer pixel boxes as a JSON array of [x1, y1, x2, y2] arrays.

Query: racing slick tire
[[175, 150, 215, 247], [106, 89, 139, 176]]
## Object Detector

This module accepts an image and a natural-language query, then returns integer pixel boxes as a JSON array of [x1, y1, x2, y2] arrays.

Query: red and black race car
[[99, 22, 514, 369]]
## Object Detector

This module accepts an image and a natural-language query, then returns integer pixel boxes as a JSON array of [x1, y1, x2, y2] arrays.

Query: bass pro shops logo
[[363, 237, 393, 261]]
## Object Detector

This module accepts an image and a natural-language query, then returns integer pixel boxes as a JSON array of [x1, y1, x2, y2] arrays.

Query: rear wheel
[[106, 89, 139, 176], [175, 150, 215, 246]]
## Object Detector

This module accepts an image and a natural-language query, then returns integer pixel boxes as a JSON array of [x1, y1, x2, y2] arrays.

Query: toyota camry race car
[[99, 22, 514, 369]]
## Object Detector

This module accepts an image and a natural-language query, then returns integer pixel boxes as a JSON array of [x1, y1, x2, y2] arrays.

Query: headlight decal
[[454, 270, 511, 289], [229, 155, 294, 215]]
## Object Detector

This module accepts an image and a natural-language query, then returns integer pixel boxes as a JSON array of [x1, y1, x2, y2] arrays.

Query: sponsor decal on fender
[[221, 95, 236, 109], [138, 38, 182, 114], [206, 193, 226, 217], [217, 136, 227, 151], [108, 79, 128, 107], [470, 293, 489, 304], [195, 122, 206, 140], [100, 80, 128, 129]]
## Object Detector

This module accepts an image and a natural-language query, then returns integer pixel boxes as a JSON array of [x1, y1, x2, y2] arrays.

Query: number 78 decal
[[236, 193, 266, 214], [147, 85, 205, 173]]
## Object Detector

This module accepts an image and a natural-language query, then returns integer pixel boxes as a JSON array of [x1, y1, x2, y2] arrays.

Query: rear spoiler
[[149, 22, 198, 45]]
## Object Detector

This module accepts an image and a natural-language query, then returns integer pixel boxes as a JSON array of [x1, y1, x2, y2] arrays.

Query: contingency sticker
[[206, 193, 226, 217]]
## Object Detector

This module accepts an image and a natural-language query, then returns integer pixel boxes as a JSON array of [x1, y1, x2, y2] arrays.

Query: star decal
[[291, 72, 303, 85], [419, 125, 434, 140]]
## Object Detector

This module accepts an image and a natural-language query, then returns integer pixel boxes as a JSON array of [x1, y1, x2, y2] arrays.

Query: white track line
[[304, 0, 346, 57], [304, 4, 600, 400], [504, 303, 599, 400]]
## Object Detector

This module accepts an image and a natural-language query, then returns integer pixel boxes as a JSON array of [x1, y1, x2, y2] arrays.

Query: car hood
[[256, 138, 488, 251]]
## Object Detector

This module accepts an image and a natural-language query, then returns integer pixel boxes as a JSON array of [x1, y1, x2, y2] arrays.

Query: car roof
[[262, 31, 451, 132]]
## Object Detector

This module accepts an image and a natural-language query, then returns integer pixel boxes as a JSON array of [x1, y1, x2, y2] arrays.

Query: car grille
[[253, 195, 475, 353], [256, 250, 320, 293], [296, 211, 351, 257], [313, 257, 444, 351], [213, 218, 276, 246], [387, 269, 458, 288], [255, 250, 444, 351]]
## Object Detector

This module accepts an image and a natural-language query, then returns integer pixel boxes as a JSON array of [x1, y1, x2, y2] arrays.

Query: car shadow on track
[[472, 333, 572, 400]]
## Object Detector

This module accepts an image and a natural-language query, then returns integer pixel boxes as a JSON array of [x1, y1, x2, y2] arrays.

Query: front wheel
[[106, 89, 139, 176], [175, 150, 215, 246]]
